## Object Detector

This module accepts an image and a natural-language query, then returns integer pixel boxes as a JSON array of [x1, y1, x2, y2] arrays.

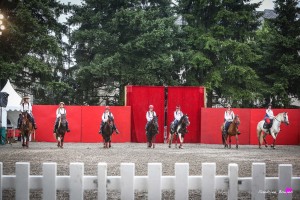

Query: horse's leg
[[271, 138, 276, 149], [61, 134, 64, 148], [229, 136, 231, 149], [178, 134, 183, 149], [257, 129, 263, 149], [26, 134, 29, 148], [175, 134, 178, 148], [152, 134, 156, 149], [263, 133, 268, 148], [235, 134, 239, 149], [168, 133, 173, 148]]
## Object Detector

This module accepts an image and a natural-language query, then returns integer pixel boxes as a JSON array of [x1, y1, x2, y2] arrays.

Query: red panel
[[250, 109, 300, 145], [201, 108, 250, 144], [126, 86, 165, 143], [33, 105, 82, 142], [81, 106, 131, 143], [167, 87, 205, 143]]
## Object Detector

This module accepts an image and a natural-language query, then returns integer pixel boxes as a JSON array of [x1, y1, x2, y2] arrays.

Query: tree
[[178, 0, 263, 107], [69, 0, 183, 105], [0, 0, 68, 104], [257, 0, 300, 107]]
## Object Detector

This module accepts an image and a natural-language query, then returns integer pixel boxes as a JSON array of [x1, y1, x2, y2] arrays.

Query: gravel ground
[[1, 142, 300, 199]]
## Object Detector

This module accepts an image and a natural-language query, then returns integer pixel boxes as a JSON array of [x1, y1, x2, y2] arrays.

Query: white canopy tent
[[1, 80, 22, 128]]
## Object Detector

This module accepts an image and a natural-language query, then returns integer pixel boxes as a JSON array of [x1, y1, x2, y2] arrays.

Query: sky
[[58, 0, 276, 11]]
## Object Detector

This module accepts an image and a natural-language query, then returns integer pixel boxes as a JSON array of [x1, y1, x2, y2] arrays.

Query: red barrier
[[81, 106, 131, 143], [249, 109, 300, 145], [126, 86, 165, 143], [201, 108, 251, 144], [201, 108, 300, 145], [33, 105, 131, 143], [167, 87, 205, 143]]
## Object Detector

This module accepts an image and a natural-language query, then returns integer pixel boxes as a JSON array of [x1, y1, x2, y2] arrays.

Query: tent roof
[[1, 80, 22, 111]]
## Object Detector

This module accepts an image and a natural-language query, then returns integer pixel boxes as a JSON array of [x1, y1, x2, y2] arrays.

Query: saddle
[[263, 120, 273, 130]]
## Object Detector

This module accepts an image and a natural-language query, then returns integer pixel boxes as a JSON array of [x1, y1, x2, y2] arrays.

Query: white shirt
[[174, 110, 183, 121], [20, 102, 32, 113], [102, 111, 114, 122], [56, 108, 67, 118], [146, 111, 156, 122], [266, 108, 274, 119], [224, 110, 235, 122]]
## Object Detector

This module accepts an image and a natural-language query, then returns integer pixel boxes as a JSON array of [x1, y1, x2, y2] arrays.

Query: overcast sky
[[58, 0, 275, 11]]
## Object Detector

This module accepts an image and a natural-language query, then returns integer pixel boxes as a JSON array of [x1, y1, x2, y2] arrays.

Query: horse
[[257, 112, 289, 149], [146, 116, 159, 148], [55, 114, 67, 148], [221, 115, 240, 149], [168, 114, 190, 149], [102, 116, 114, 148], [20, 111, 34, 148]]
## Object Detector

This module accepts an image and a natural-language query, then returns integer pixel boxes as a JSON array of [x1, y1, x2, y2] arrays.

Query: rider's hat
[[227, 104, 231, 108], [105, 106, 110, 110], [59, 102, 65, 105], [23, 95, 30, 99], [268, 103, 272, 106], [149, 105, 154, 109]]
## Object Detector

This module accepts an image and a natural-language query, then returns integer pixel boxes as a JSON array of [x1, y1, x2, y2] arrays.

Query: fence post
[[278, 164, 292, 200], [16, 162, 30, 200], [251, 163, 265, 200], [175, 163, 189, 200], [70, 163, 84, 200], [228, 163, 238, 200], [121, 163, 135, 200], [98, 163, 107, 200], [202, 163, 216, 200], [43, 163, 57, 200], [0, 162, 2, 198], [148, 163, 162, 200]]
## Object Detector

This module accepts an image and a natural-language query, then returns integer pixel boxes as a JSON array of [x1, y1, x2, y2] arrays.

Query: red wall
[[167, 87, 205, 143], [126, 86, 165, 143], [33, 105, 131, 143], [201, 108, 300, 145]]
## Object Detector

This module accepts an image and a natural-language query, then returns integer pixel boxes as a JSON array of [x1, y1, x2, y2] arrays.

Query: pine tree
[[178, 0, 263, 107], [69, 0, 183, 105]]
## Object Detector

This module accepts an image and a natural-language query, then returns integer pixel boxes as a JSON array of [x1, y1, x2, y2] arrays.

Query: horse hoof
[[168, 145, 171, 148]]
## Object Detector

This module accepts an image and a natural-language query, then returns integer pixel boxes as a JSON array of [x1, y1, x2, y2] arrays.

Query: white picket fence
[[1, 162, 300, 200]]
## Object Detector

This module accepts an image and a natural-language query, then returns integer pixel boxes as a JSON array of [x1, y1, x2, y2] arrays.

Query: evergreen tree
[[258, 0, 300, 107], [178, 0, 263, 107], [69, 0, 183, 105], [0, 0, 68, 104]]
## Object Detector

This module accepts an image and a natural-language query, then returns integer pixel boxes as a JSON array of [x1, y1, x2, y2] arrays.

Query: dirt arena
[[1, 142, 300, 199]]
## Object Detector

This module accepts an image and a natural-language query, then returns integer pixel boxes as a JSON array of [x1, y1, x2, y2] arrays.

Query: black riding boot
[[66, 121, 70, 132]]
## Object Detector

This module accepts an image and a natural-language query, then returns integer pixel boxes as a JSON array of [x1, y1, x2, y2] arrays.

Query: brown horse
[[146, 116, 159, 148], [168, 114, 190, 149], [102, 116, 114, 148], [20, 112, 34, 148], [221, 115, 240, 149], [55, 114, 67, 148]]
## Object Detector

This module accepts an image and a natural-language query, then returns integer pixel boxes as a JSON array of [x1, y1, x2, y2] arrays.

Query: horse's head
[[181, 114, 190, 126], [151, 116, 158, 124], [59, 114, 67, 125], [281, 112, 289, 125], [21, 111, 29, 123], [234, 115, 240, 126]]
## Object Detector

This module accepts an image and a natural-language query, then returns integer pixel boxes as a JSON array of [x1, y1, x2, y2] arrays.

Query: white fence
[[1, 162, 300, 200]]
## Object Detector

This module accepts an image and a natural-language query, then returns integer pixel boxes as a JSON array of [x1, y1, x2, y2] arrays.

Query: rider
[[53, 102, 70, 133], [99, 106, 119, 134], [172, 105, 183, 132], [17, 95, 37, 129], [223, 104, 236, 133], [264, 103, 274, 129], [145, 105, 158, 134]]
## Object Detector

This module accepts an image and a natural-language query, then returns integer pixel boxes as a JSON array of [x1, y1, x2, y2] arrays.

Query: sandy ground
[[1, 142, 300, 199]]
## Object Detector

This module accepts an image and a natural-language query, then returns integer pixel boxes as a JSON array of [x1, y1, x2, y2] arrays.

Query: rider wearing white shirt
[[17, 96, 37, 129], [53, 102, 70, 133], [145, 105, 158, 133], [99, 106, 119, 134], [264, 103, 274, 127], [172, 105, 183, 131], [223, 104, 235, 132]]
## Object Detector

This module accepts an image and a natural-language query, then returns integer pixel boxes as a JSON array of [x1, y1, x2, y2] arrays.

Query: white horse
[[257, 112, 289, 149]]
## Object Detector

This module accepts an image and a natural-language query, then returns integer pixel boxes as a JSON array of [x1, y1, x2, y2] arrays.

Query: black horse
[[146, 116, 159, 148], [168, 114, 190, 149], [102, 116, 114, 148], [55, 114, 67, 148]]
